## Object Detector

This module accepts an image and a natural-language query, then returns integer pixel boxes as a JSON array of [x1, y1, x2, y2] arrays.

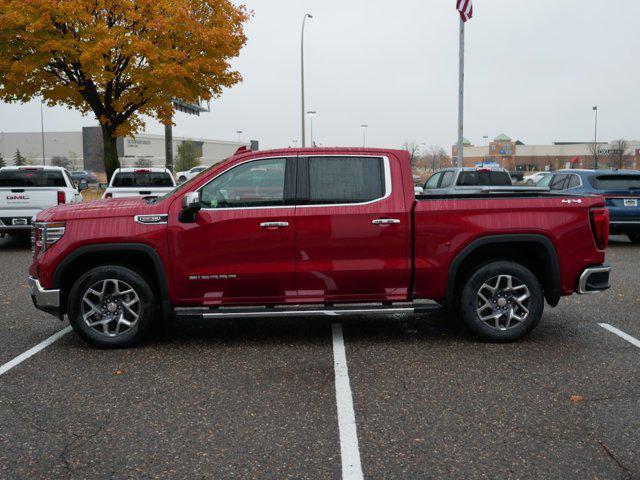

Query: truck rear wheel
[[459, 261, 543, 342], [67, 265, 155, 348]]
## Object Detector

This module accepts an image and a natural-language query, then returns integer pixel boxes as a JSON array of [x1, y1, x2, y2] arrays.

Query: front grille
[[30, 226, 36, 257]]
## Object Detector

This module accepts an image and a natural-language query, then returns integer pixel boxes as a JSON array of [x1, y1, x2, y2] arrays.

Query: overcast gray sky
[[0, 0, 638, 150]]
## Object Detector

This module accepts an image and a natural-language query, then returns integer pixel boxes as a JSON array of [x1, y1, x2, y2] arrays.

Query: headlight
[[34, 222, 66, 256]]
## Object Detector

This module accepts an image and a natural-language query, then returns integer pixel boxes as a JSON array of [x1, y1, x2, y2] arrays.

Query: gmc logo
[[6, 195, 29, 200]]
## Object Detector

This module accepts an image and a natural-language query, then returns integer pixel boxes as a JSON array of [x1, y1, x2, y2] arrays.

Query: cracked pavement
[[0, 234, 639, 479]]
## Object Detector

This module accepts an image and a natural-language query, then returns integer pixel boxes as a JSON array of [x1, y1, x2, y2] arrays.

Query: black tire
[[67, 265, 156, 348], [459, 261, 544, 342], [628, 234, 640, 244]]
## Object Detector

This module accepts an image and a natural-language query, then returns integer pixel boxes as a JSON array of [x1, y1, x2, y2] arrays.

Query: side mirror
[[78, 180, 88, 191], [98, 183, 109, 190], [179, 191, 202, 223]]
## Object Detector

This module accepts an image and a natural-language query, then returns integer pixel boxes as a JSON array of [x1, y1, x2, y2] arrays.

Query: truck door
[[294, 155, 409, 302], [168, 156, 297, 305]]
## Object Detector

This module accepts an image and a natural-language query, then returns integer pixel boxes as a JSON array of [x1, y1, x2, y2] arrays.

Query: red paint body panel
[[29, 147, 608, 311], [412, 196, 606, 301]]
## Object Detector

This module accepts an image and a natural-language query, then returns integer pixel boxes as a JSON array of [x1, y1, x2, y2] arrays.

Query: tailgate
[[0, 188, 58, 212]]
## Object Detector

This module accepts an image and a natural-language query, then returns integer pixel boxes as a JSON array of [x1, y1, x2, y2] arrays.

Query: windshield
[[589, 175, 640, 191], [112, 171, 174, 188], [0, 169, 66, 187]]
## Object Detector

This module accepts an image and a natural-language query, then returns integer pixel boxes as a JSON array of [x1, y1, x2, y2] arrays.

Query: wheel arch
[[53, 243, 171, 318], [444, 234, 561, 308]]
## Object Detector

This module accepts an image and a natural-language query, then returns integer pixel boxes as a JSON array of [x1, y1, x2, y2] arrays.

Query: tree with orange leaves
[[0, 0, 250, 179]]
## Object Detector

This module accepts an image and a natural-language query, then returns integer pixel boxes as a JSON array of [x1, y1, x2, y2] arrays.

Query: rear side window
[[589, 175, 640, 191], [566, 174, 581, 189], [306, 157, 384, 204], [549, 174, 568, 191], [457, 171, 512, 186], [112, 171, 174, 188], [0, 169, 66, 187]]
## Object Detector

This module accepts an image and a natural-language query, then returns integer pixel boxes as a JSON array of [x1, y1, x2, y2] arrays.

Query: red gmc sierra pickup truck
[[28, 148, 612, 347]]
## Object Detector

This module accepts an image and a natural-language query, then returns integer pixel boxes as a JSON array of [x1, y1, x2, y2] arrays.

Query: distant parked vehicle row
[[537, 169, 640, 243], [0, 166, 85, 238], [100, 167, 176, 199], [70, 170, 99, 184], [523, 171, 552, 185]]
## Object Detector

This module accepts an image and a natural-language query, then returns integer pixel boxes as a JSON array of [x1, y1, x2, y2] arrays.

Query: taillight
[[590, 207, 610, 250], [57, 191, 65, 204]]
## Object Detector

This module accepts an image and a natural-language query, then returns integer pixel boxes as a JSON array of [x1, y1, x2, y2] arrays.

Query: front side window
[[439, 171, 455, 188], [200, 158, 286, 208], [424, 172, 443, 189], [307, 156, 384, 204]]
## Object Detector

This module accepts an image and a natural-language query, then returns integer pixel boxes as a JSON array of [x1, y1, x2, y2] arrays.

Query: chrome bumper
[[28, 276, 60, 309], [578, 265, 612, 294]]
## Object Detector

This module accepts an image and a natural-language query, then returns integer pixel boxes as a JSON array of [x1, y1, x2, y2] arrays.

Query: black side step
[[174, 303, 441, 320]]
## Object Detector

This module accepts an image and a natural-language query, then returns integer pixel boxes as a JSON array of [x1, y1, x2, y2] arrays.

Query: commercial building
[[453, 134, 640, 171], [0, 127, 258, 172]]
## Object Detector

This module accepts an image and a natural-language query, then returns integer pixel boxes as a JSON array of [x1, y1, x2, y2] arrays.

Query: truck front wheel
[[460, 261, 544, 342], [67, 266, 155, 348]]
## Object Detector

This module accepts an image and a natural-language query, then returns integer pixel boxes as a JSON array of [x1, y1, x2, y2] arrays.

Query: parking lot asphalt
[[0, 234, 639, 479]]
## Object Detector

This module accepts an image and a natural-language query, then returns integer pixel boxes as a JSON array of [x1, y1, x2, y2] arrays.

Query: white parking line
[[331, 323, 364, 480], [599, 323, 640, 349], [0, 326, 72, 377]]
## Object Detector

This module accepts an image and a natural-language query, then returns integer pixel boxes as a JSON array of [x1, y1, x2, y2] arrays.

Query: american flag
[[456, 0, 473, 22]]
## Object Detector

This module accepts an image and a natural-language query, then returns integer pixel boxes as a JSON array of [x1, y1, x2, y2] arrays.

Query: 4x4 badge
[[561, 199, 582, 204]]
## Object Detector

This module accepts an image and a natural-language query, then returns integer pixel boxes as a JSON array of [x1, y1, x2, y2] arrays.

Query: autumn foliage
[[0, 0, 249, 178]]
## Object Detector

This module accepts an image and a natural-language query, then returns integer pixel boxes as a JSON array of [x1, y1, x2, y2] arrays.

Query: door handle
[[372, 218, 401, 225], [260, 221, 289, 228]]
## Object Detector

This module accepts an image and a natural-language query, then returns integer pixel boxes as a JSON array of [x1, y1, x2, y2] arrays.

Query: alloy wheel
[[81, 279, 141, 337], [475, 275, 531, 331]]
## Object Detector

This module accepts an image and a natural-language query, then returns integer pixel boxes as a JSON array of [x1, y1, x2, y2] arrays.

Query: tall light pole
[[40, 99, 46, 165], [237, 130, 243, 143], [593, 106, 599, 169], [307, 111, 317, 147], [301, 13, 313, 147], [483, 135, 488, 146], [361, 124, 368, 148]]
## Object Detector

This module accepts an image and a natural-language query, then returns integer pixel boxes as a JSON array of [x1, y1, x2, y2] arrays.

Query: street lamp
[[40, 99, 46, 165], [483, 135, 488, 146], [237, 130, 243, 143], [301, 13, 313, 147], [593, 106, 599, 169], [361, 124, 368, 148], [307, 111, 317, 147]]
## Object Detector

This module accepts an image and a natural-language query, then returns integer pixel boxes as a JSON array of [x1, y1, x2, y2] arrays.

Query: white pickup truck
[[101, 167, 176, 199], [0, 166, 84, 237]]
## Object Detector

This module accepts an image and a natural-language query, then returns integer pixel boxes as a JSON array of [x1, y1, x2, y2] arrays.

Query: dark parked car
[[70, 170, 99, 184], [537, 169, 640, 243]]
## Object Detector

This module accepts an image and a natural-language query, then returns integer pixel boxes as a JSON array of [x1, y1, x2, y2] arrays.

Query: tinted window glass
[[537, 174, 553, 187], [567, 174, 581, 189], [457, 171, 512, 186], [307, 157, 384, 204], [440, 171, 455, 188], [0, 169, 66, 187], [589, 175, 640, 190], [112, 172, 174, 188], [200, 158, 285, 208], [424, 172, 443, 189], [549, 174, 568, 191]]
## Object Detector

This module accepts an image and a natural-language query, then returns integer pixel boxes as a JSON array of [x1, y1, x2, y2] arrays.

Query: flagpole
[[456, 16, 465, 168]]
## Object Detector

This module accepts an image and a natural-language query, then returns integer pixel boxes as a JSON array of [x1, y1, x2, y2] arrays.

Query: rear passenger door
[[294, 155, 409, 302]]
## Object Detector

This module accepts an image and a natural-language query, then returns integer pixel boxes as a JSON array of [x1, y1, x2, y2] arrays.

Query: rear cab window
[[456, 171, 512, 187], [112, 171, 175, 188], [0, 169, 66, 187]]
